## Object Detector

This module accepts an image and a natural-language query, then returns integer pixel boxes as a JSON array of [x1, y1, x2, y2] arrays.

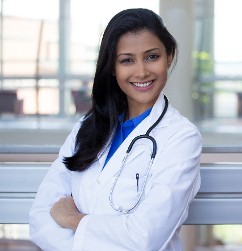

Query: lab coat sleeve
[[72, 124, 202, 251], [29, 120, 81, 251]]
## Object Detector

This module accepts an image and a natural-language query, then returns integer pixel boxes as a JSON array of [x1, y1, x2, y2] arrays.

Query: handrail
[[1, 145, 242, 153], [201, 146, 242, 163], [1, 145, 242, 224], [0, 145, 60, 153], [0, 145, 59, 162], [1, 145, 242, 163]]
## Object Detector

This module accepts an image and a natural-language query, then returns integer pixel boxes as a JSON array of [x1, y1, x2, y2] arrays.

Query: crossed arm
[[50, 196, 86, 231]]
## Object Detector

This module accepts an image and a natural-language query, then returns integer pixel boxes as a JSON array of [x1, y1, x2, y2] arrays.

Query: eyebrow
[[116, 48, 161, 58]]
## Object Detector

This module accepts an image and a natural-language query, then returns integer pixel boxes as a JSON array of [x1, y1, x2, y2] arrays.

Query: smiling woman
[[29, 8, 202, 251]]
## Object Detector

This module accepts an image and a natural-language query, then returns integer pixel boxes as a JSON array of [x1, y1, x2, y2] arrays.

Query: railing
[[0, 145, 242, 224]]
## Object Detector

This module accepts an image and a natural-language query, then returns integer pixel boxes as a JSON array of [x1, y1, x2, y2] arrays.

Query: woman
[[29, 8, 202, 251]]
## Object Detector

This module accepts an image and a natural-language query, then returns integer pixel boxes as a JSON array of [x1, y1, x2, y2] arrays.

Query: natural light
[[214, 0, 242, 62]]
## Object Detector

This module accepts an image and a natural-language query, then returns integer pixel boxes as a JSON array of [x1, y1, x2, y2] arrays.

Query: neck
[[126, 106, 151, 120], [126, 97, 158, 120]]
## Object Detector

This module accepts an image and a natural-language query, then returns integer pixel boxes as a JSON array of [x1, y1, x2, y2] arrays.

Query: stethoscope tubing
[[127, 134, 157, 158], [109, 155, 155, 213], [109, 95, 169, 213]]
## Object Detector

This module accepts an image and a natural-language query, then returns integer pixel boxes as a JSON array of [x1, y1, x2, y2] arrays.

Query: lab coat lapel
[[97, 128, 146, 187], [97, 93, 169, 187]]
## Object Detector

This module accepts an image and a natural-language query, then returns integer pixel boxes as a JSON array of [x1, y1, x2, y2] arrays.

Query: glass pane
[[213, 225, 242, 249], [0, 0, 59, 116], [69, 0, 160, 75], [2, 16, 58, 76], [0, 224, 40, 250], [3, 0, 58, 20], [1, 79, 59, 115], [196, 225, 242, 250], [214, 0, 242, 76], [194, 0, 242, 126]]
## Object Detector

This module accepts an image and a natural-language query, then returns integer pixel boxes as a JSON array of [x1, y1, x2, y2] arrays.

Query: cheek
[[154, 68, 168, 91], [115, 68, 129, 87], [116, 78, 129, 94], [155, 66, 168, 81], [153, 62, 169, 74]]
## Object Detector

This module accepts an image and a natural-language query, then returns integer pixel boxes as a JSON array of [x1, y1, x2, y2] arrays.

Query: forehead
[[116, 30, 165, 54]]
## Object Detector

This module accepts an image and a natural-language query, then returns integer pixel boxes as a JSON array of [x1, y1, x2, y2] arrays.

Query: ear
[[167, 55, 173, 68]]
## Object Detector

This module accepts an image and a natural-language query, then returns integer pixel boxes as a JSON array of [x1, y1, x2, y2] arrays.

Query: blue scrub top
[[104, 107, 152, 167]]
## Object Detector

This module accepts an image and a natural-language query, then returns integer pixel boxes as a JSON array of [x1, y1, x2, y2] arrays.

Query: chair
[[71, 90, 91, 114], [0, 90, 23, 115]]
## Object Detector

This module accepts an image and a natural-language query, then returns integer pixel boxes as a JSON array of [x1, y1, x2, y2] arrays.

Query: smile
[[131, 81, 153, 88]]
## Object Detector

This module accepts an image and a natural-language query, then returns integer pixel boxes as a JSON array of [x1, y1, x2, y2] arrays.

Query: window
[[194, 0, 242, 121], [0, 0, 159, 116]]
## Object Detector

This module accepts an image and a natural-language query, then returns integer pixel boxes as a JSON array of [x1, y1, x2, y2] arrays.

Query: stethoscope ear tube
[[146, 95, 169, 135], [126, 95, 168, 159], [126, 135, 157, 158]]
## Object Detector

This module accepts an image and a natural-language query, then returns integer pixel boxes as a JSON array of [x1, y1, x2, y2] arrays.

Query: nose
[[134, 61, 150, 79]]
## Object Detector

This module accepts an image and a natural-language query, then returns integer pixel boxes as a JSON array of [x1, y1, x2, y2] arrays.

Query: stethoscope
[[109, 95, 169, 213]]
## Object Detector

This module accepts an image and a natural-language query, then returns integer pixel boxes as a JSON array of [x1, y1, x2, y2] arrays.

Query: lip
[[130, 80, 154, 90]]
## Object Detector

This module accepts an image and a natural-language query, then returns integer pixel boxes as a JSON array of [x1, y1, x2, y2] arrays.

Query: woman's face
[[114, 29, 172, 118]]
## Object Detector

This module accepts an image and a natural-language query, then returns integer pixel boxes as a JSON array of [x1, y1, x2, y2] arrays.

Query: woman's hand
[[50, 196, 86, 231]]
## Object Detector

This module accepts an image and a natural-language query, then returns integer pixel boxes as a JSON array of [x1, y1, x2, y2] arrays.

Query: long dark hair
[[63, 8, 178, 171]]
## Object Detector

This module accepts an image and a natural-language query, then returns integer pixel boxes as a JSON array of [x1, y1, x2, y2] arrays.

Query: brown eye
[[147, 54, 160, 61], [120, 58, 133, 64]]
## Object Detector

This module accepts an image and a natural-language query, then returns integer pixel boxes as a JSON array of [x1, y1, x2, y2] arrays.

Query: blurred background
[[0, 0, 242, 250]]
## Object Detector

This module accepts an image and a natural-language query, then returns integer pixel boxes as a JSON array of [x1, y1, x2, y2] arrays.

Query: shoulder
[[153, 104, 202, 147], [166, 106, 202, 152], [167, 104, 200, 133], [152, 95, 199, 136]]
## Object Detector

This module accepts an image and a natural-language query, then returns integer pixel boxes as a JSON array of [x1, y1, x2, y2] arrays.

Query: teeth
[[132, 81, 152, 87]]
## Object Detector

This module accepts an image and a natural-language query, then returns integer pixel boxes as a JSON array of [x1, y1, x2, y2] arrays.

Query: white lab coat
[[29, 93, 202, 251]]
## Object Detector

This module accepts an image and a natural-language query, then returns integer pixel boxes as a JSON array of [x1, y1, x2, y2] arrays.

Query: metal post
[[35, 21, 44, 115], [58, 0, 70, 116], [0, 0, 3, 89], [160, 0, 194, 121]]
